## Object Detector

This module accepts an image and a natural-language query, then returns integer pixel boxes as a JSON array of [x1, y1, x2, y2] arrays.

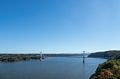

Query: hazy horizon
[[0, 0, 120, 54]]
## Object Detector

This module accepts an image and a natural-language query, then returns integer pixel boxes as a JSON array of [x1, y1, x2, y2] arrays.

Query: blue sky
[[0, 0, 120, 53]]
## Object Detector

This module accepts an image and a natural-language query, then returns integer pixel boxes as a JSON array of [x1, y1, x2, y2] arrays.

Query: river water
[[0, 57, 106, 79]]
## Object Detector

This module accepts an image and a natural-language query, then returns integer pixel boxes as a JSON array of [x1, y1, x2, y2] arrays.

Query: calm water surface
[[0, 57, 106, 79]]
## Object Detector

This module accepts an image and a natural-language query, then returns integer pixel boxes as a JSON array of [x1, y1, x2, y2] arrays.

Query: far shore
[[0, 54, 85, 62]]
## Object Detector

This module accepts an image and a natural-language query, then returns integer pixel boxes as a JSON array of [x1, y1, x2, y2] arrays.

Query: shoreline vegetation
[[0, 54, 45, 62], [89, 50, 120, 79], [0, 54, 82, 62]]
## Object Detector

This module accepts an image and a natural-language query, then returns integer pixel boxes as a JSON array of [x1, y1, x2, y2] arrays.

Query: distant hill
[[88, 50, 120, 59]]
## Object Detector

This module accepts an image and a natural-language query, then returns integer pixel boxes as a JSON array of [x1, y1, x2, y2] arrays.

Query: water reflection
[[82, 63, 86, 79]]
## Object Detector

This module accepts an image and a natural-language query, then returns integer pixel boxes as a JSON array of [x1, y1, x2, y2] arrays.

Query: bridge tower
[[83, 51, 85, 64], [40, 51, 42, 61]]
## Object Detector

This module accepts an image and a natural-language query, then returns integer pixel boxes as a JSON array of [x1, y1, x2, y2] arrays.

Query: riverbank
[[0, 54, 45, 62], [89, 50, 120, 79], [90, 59, 120, 79], [0, 54, 83, 62]]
